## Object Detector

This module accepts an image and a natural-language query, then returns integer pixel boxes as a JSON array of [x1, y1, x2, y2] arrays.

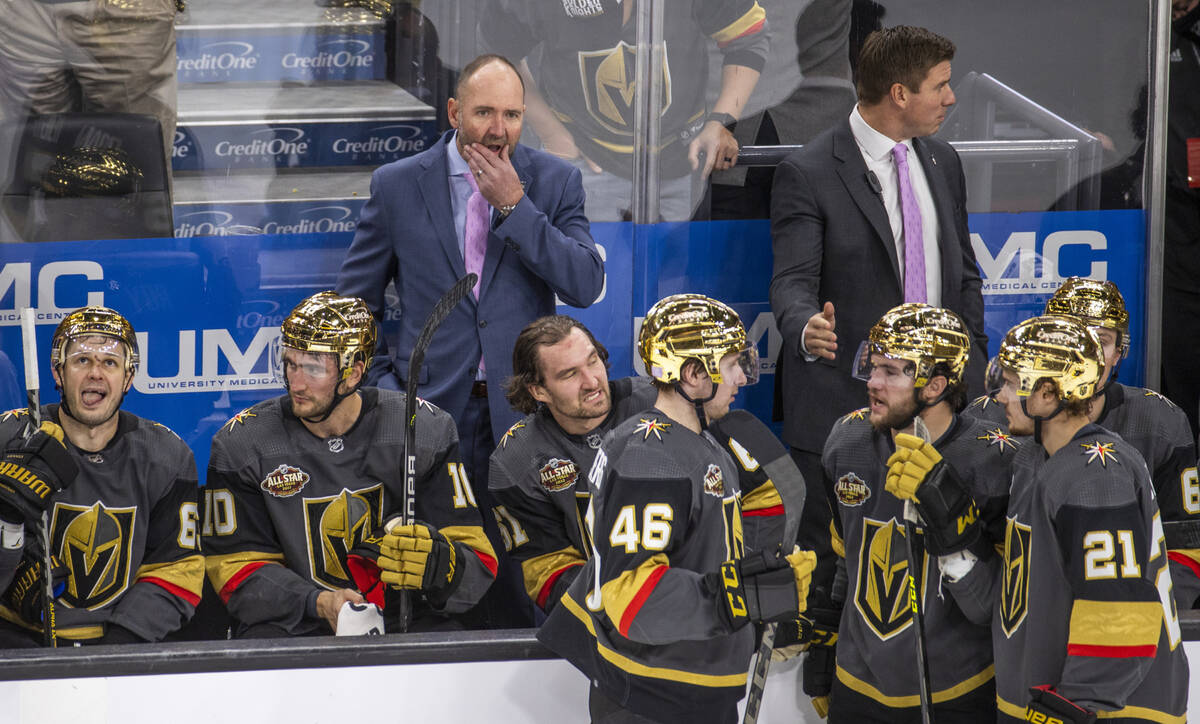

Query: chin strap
[[286, 366, 360, 425], [893, 383, 952, 433], [1021, 398, 1064, 445], [676, 380, 718, 432]]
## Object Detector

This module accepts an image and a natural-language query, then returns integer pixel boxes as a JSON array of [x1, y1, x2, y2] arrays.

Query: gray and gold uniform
[[204, 387, 496, 635], [488, 376, 656, 613], [824, 409, 1015, 711], [968, 382, 1200, 608], [945, 424, 1189, 721], [538, 409, 755, 723], [0, 405, 204, 642]]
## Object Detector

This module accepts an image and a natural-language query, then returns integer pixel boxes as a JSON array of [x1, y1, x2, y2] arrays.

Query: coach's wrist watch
[[706, 111, 737, 129], [497, 198, 519, 219]]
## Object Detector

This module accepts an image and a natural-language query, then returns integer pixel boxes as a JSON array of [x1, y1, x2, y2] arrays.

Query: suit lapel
[[418, 133, 470, 281], [477, 146, 533, 299], [913, 137, 959, 297], [833, 123, 900, 283]]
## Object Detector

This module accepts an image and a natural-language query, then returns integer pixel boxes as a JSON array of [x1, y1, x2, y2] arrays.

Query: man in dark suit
[[768, 25, 986, 596], [337, 54, 604, 626]]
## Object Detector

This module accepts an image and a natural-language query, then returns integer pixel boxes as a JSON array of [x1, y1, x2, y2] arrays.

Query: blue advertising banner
[[0, 225, 632, 482], [0, 210, 1143, 481], [176, 32, 386, 84], [173, 120, 438, 172], [173, 201, 367, 238]]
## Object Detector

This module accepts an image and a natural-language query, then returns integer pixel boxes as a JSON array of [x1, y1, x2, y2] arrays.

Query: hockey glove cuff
[[1026, 685, 1097, 724], [0, 423, 77, 523], [709, 549, 803, 631]]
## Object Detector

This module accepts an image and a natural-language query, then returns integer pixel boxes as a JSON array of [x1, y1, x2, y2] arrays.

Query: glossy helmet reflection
[[1043, 276, 1130, 356], [51, 306, 139, 376], [993, 314, 1105, 403], [279, 291, 377, 383], [639, 293, 758, 385], [852, 303, 970, 387]]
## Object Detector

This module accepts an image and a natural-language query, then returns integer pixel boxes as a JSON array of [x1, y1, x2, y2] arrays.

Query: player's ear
[[447, 97, 461, 129], [921, 375, 947, 402], [528, 383, 550, 404], [346, 360, 366, 388]]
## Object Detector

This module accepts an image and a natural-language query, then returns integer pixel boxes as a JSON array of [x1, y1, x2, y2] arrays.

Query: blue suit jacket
[[337, 130, 604, 443]]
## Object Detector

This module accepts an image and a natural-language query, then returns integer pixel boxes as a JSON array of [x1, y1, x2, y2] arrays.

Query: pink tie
[[462, 171, 488, 299], [463, 171, 487, 375], [892, 143, 926, 303]]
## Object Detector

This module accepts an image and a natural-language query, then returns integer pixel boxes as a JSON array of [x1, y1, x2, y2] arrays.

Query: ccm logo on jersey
[[260, 464, 311, 497]]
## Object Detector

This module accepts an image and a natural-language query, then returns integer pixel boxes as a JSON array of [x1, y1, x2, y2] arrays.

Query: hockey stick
[[728, 412, 806, 724], [905, 417, 935, 724], [20, 308, 56, 648], [396, 272, 478, 632]]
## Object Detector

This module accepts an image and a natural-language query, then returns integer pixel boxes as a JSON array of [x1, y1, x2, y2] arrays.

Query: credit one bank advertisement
[[0, 209, 1144, 480]]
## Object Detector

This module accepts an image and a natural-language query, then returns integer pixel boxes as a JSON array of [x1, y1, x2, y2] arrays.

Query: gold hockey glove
[[377, 519, 460, 606]]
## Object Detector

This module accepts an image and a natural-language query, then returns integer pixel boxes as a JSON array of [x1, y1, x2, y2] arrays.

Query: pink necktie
[[462, 171, 488, 299], [892, 143, 926, 303]]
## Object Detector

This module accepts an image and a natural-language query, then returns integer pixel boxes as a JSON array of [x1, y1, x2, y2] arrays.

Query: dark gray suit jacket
[[769, 118, 986, 453]]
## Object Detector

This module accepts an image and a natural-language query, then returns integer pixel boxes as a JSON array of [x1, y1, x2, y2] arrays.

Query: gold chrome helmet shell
[[1044, 277, 1130, 354], [51, 306, 139, 375], [639, 294, 758, 385], [280, 292, 377, 381], [994, 314, 1104, 402], [857, 303, 970, 387]]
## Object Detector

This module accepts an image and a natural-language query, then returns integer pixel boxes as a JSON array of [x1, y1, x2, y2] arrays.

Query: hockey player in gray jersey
[[538, 294, 816, 723], [204, 292, 496, 637], [816, 303, 1012, 722], [0, 307, 204, 645], [905, 315, 1188, 722], [490, 315, 802, 617], [488, 315, 657, 614], [966, 278, 1200, 608]]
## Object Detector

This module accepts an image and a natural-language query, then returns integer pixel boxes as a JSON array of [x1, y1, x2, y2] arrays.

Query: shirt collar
[[446, 131, 470, 177], [849, 105, 913, 163]]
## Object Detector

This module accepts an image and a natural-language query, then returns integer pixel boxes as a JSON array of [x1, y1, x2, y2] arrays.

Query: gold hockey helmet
[[1044, 277, 1130, 354], [854, 303, 971, 387], [992, 314, 1104, 402], [639, 293, 758, 385], [50, 306, 139, 375], [280, 292, 377, 380]]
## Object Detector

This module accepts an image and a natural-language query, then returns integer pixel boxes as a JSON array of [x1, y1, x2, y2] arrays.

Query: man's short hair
[[505, 315, 609, 414], [454, 53, 525, 102], [855, 26, 955, 105]]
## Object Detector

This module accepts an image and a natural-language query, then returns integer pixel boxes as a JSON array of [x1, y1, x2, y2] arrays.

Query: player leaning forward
[[0, 307, 204, 645], [892, 314, 1188, 722], [204, 292, 496, 637], [539, 294, 816, 723]]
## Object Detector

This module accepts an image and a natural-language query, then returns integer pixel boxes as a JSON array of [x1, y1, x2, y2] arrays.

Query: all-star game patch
[[539, 457, 579, 493], [703, 464, 725, 497], [261, 464, 311, 497], [835, 472, 870, 506]]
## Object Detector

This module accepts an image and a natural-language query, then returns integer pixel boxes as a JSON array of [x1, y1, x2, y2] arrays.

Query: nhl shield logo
[[1000, 517, 1033, 638], [261, 464, 311, 498], [703, 464, 725, 497], [835, 472, 871, 507], [539, 458, 579, 493]]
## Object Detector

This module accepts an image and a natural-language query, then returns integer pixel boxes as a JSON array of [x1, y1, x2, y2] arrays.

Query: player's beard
[[556, 384, 611, 425], [869, 392, 920, 433], [290, 386, 338, 421]]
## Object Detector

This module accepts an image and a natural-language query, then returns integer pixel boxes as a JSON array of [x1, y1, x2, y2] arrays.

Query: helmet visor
[[271, 343, 337, 384], [851, 342, 915, 387], [735, 347, 760, 385], [984, 356, 1008, 399]]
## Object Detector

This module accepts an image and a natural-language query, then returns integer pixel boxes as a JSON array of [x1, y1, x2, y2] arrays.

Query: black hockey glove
[[885, 433, 982, 555], [3, 546, 68, 626], [0, 422, 77, 523], [1025, 685, 1097, 724], [708, 548, 815, 631], [375, 517, 461, 608]]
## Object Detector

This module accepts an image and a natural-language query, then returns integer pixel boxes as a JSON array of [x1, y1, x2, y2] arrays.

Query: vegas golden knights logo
[[303, 485, 384, 589], [721, 496, 745, 561], [854, 518, 926, 640], [1000, 517, 1033, 637], [578, 41, 671, 135], [52, 502, 137, 609]]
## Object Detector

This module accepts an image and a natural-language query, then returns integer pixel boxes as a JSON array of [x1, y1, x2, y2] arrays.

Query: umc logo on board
[[970, 227, 1108, 296]]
